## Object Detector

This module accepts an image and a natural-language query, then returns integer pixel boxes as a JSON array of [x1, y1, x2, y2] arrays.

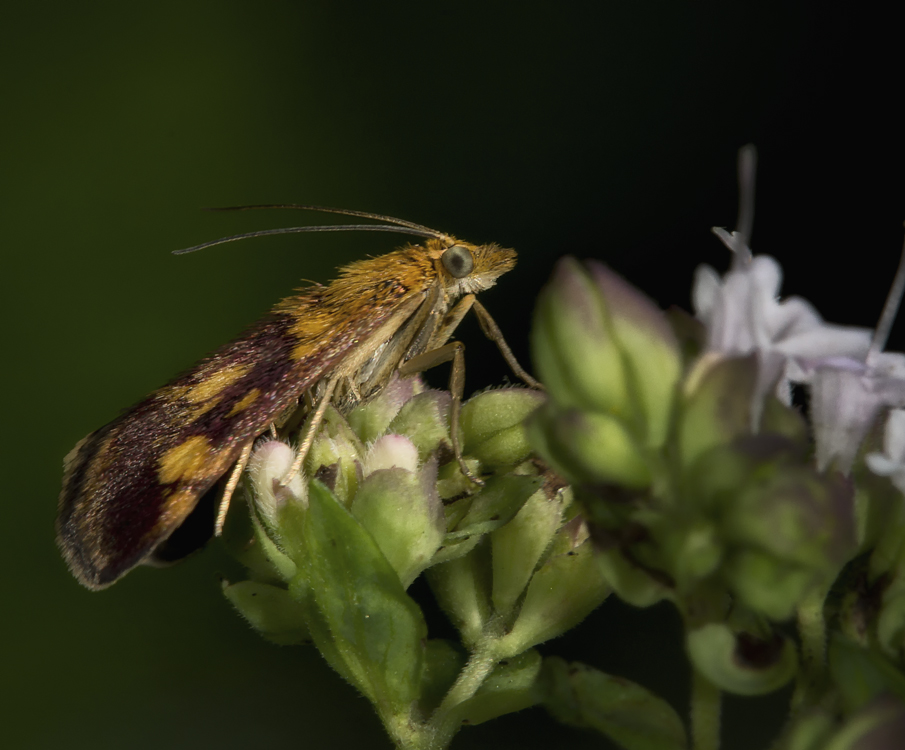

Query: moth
[[57, 206, 537, 590]]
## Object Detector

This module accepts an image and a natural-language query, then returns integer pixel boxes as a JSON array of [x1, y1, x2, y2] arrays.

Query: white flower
[[806, 353, 905, 473], [693, 229, 872, 428], [866, 408, 905, 493]]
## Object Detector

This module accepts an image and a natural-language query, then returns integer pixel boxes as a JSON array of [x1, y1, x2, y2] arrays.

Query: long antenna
[[174, 223, 444, 255], [205, 204, 442, 235]]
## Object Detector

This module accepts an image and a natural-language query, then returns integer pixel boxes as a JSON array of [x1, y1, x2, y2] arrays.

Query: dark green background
[[3, 2, 903, 748]]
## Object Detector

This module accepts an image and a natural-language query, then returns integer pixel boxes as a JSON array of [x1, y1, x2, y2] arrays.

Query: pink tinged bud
[[248, 440, 308, 524], [364, 434, 420, 474], [586, 262, 681, 448]]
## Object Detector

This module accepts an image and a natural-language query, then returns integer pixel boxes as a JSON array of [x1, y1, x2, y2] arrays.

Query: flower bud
[[686, 622, 798, 695], [679, 353, 757, 470], [304, 406, 363, 507], [386, 390, 454, 462], [586, 262, 681, 448], [531, 257, 631, 416], [527, 402, 651, 488], [497, 517, 610, 658], [352, 447, 444, 588], [346, 372, 419, 444], [491, 487, 565, 615], [460, 388, 546, 469]]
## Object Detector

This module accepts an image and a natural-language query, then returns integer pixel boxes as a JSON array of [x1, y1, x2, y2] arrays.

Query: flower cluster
[[218, 148, 905, 750], [527, 148, 905, 747]]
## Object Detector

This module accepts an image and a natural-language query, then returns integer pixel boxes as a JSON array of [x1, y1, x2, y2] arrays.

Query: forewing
[[57, 304, 391, 589]]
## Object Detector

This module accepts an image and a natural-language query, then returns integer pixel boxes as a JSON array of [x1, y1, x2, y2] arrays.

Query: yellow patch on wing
[[184, 362, 253, 403], [158, 436, 214, 484], [227, 388, 261, 416]]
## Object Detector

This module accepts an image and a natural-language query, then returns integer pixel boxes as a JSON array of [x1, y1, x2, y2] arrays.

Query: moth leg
[[471, 299, 543, 390], [280, 376, 338, 486], [431, 294, 475, 348], [399, 341, 483, 486], [215, 441, 254, 537]]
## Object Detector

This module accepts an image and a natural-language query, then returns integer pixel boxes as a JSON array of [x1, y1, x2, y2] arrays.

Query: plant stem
[[691, 669, 721, 750], [424, 635, 502, 750], [792, 588, 827, 710]]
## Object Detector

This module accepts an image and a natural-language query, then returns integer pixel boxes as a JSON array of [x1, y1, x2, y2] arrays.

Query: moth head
[[433, 239, 517, 297]]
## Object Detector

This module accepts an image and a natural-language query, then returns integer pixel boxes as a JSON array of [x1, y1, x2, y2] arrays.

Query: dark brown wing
[[56, 297, 402, 589]]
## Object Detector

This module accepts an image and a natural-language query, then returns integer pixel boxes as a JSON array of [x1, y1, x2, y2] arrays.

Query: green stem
[[691, 669, 721, 750], [792, 589, 827, 710], [427, 639, 501, 750]]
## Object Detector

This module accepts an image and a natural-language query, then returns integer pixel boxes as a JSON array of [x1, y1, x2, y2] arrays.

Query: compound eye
[[441, 245, 474, 279]]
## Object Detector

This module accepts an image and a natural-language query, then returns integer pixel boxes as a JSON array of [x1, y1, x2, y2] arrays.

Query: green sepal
[[460, 388, 546, 468], [678, 353, 757, 470], [491, 488, 564, 615], [828, 636, 905, 714], [222, 580, 310, 645], [540, 657, 688, 750], [351, 464, 444, 588], [451, 474, 542, 539], [456, 649, 543, 726], [427, 541, 492, 648], [686, 622, 798, 695], [498, 531, 610, 658], [283, 480, 427, 711]]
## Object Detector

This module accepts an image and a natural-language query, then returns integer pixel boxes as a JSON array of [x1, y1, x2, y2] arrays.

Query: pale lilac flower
[[693, 231, 872, 428], [866, 408, 905, 493]]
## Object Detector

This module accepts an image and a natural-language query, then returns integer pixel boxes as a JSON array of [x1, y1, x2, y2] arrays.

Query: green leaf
[[541, 657, 687, 750], [287, 480, 427, 713], [222, 580, 310, 645]]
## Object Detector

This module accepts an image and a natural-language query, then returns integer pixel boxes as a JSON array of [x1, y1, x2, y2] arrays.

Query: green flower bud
[[686, 622, 798, 695], [222, 579, 309, 645], [305, 405, 364, 507], [491, 487, 566, 615], [593, 542, 672, 608], [346, 372, 420, 444], [586, 262, 681, 448], [460, 388, 546, 468], [532, 257, 631, 416], [723, 551, 816, 621], [352, 440, 445, 588], [527, 402, 651, 488], [679, 353, 757, 470], [664, 519, 723, 589], [732, 469, 854, 555], [497, 518, 610, 658], [387, 390, 454, 462]]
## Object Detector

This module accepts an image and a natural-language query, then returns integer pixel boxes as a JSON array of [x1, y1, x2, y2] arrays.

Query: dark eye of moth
[[441, 245, 474, 279]]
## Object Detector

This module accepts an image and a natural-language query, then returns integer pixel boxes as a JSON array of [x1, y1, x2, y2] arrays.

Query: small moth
[[57, 206, 537, 590]]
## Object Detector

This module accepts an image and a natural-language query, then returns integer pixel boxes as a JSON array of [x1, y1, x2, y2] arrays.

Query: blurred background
[[3, 2, 904, 748]]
